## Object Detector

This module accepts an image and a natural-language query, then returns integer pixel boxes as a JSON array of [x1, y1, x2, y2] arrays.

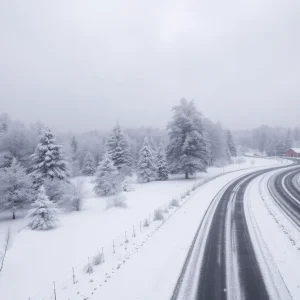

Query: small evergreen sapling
[[27, 186, 59, 230], [137, 137, 157, 183], [226, 130, 237, 157], [156, 144, 168, 181], [82, 152, 96, 176]]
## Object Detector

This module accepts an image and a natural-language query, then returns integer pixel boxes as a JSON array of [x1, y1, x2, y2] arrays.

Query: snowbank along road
[[268, 164, 300, 229], [171, 161, 299, 300]]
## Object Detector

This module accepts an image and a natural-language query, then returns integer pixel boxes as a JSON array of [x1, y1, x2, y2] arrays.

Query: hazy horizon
[[1, 0, 299, 132]]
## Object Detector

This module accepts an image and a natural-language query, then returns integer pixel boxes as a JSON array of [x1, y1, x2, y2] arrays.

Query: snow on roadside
[[247, 169, 300, 300], [0, 156, 283, 300]]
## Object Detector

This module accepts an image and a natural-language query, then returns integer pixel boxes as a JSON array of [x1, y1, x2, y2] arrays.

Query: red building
[[284, 148, 300, 158]]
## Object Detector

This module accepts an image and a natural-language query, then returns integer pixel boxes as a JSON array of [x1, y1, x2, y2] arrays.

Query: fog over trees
[[0, 98, 246, 224]]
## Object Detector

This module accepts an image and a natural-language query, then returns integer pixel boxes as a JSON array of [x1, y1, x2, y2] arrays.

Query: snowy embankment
[[0, 157, 284, 300], [245, 169, 300, 300]]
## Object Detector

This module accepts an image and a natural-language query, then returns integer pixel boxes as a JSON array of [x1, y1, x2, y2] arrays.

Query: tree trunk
[[185, 172, 189, 179], [12, 211, 15, 220]]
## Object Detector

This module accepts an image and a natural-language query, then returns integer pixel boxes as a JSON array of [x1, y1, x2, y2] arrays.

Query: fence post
[[132, 225, 136, 238], [72, 267, 76, 284], [53, 281, 57, 300], [113, 240, 115, 253]]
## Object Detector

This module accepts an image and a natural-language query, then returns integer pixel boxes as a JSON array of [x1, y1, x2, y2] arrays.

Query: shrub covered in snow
[[153, 208, 164, 221], [43, 178, 69, 205], [66, 179, 85, 211], [122, 179, 134, 192], [170, 198, 180, 208], [92, 252, 103, 266], [83, 260, 94, 274], [214, 158, 229, 168], [27, 186, 59, 230], [234, 156, 246, 164], [106, 194, 128, 209], [143, 218, 150, 227]]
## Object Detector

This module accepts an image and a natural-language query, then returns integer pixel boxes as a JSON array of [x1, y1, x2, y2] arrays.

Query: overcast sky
[[0, 0, 299, 132]]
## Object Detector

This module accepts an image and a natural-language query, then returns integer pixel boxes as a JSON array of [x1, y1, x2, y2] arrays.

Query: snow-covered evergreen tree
[[204, 121, 228, 166], [82, 152, 96, 175], [0, 158, 34, 219], [70, 136, 78, 159], [285, 129, 293, 150], [275, 139, 286, 156], [0, 158, 34, 218], [31, 128, 70, 187], [94, 153, 121, 196], [27, 186, 59, 230], [69, 135, 81, 176], [148, 136, 158, 157], [226, 130, 237, 157], [137, 137, 157, 183], [106, 123, 133, 175], [167, 98, 208, 179], [156, 144, 168, 181]]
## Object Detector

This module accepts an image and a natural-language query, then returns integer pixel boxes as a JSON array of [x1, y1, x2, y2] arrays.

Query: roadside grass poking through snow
[[83, 260, 94, 274], [170, 198, 180, 208], [106, 194, 128, 209], [92, 252, 103, 266], [143, 218, 150, 227], [153, 208, 164, 221]]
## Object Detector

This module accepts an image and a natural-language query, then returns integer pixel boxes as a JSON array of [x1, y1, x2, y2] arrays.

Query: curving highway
[[171, 162, 298, 300]]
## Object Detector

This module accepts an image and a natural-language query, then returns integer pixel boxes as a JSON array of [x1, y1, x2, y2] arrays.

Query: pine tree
[[106, 123, 133, 175], [82, 152, 96, 175], [137, 137, 157, 183], [148, 137, 158, 157], [156, 144, 168, 181], [226, 130, 237, 157], [31, 128, 70, 187], [167, 98, 208, 179], [275, 139, 286, 156], [27, 186, 59, 230], [70, 136, 78, 159], [94, 153, 121, 196], [0, 158, 34, 219], [285, 130, 293, 150]]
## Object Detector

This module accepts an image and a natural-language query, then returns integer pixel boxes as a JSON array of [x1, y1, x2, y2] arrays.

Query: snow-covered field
[[0, 156, 284, 300]]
